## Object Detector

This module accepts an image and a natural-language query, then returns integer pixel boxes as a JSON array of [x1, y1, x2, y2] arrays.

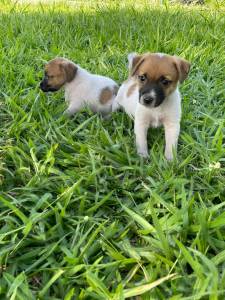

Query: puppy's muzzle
[[139, 92, 156, 107], [139, 85, 165, 108], [142, 95, 154, 105], [40, 80, 47, 91], [40, 80, 58, 92]]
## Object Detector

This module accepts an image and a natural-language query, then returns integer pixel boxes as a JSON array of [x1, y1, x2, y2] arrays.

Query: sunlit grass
[[0, 0, 225, 299]]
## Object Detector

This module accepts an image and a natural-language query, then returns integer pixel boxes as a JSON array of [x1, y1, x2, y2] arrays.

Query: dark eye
[[161, 78, 171, 85], [138, 74, 147, 82]]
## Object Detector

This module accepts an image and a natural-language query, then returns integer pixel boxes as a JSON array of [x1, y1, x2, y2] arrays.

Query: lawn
[[0, 0, 225, 299]]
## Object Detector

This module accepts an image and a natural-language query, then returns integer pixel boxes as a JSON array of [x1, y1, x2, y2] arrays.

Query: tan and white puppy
[[115, 52, 190, 160], [40, 57, 118, 116]]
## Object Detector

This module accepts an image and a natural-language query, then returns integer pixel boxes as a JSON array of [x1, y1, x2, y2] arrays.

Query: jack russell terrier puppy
[[40, 57, 118, 116], [115, 52, 190, 160]]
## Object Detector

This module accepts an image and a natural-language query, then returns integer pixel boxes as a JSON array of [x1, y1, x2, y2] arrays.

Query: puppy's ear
[[61, 61, 77, 82], [128, 53, 145, 76], [127, 53, 138, 70], [173, 56, 191, 83]]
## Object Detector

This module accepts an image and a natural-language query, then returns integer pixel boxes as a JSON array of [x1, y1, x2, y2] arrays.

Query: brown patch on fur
[[173, 56, 190, 83], [99, 87, 113, 104], [44, 58, 77, 90], [132, 53, 190, 97], [63, 61, 77, 82], [127, 83, 137, 97]]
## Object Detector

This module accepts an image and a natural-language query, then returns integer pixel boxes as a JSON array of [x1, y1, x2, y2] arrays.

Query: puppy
[[40, 57, 118, 116], [115, 52, 190, 160]]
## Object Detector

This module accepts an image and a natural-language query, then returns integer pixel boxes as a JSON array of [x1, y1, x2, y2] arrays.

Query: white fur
[[127, 52, 137, 71], [149, 90, 156, 98], [156, 53, 165, 58], [64, 66, 118, 116], [114, 77, 181, 160]]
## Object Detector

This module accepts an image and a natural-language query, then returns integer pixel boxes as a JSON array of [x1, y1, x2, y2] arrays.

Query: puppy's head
[[129, 53, 190, 108], [40, 58, 77, 92]]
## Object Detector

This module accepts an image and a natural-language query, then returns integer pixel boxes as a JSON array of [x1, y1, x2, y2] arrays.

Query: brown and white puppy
[[115, 52, 190, 160], [40, 57, 118, 116]]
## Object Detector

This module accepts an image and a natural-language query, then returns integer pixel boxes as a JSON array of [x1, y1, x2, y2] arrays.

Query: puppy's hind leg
[[99, 109, 111, 120], [64, 101, 83, 116]]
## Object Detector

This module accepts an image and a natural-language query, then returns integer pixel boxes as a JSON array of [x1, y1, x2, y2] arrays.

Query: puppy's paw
[[165, 151, 174, 161], [101, 113, 111, 120], [137, 150, 149, 159], [64, 109, 76, 117]]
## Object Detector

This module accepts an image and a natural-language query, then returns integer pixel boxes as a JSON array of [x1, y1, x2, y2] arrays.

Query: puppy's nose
[[40, 81, 48, 92], [143, 95, 154, 105]]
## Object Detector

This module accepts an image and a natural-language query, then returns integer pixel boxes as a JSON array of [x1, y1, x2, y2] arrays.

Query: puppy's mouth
[[139, 89, 165, 108], [40, 82, 59, 93]]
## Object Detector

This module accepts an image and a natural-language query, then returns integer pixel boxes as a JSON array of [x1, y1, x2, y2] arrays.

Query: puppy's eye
[[138, 74, 147, 82], [161, 78, 171, 85]]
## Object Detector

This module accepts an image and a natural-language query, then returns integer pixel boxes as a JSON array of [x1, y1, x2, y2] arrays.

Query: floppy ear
[[128, 53, 145, 76], [61, 61, 77, 82], [173, 56, 191, 83], [128, 52, 138, 70]]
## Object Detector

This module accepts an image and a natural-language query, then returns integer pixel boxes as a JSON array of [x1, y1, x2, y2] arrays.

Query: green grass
[[0, 0, 225, 299]]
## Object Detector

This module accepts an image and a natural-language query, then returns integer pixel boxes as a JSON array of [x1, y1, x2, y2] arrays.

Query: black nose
[[40, 81, 48, 92], [143, 95, 154, 104]]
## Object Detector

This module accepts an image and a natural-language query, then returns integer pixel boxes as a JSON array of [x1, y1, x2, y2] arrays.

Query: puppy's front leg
[[164, 121, 180, 160], [134, 113, 149, 158]]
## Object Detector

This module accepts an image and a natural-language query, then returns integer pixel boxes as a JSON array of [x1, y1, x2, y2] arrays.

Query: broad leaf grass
[[0, 0, 224, 299]]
